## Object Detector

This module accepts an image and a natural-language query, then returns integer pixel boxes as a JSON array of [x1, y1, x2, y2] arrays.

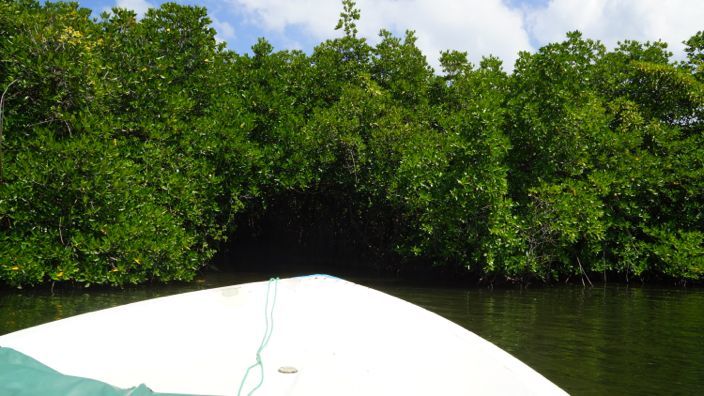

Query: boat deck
[[0, 275, 567, 395]]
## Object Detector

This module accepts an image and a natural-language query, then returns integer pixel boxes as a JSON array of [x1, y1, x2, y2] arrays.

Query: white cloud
[[231, 0, 340, 37], [225, 0, 704, 68], [211, 16, 236, 43], [115, 0, 154, 17], [525, 0, 704, 58], [229, 0, 533, 71]]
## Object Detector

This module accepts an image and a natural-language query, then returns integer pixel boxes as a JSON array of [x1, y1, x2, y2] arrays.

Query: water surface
[[1, 273, 702, 395], [372, 282, 704, 395]]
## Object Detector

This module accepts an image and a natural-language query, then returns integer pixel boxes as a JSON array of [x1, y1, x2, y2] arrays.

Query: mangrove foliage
[[1, 0, 703, 286]]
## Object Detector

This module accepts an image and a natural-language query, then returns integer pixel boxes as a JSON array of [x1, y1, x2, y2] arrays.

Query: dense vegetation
[[1, 0, 702, 287]]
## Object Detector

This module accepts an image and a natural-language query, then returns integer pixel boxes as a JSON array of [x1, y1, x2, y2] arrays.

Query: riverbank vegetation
[[1, 0, 702, 287]]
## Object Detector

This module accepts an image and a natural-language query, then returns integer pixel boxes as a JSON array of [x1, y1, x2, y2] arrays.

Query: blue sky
[[74, 0, 703, 70]]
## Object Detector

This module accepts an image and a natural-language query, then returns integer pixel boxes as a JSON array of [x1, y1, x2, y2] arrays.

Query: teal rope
[[237, 277, 280, 396]]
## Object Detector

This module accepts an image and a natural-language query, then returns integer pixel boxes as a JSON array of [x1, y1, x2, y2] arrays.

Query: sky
[[75, 0, 704, 71]]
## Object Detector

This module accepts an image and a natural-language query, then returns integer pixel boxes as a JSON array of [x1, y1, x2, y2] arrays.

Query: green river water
[[1, 272, 702, 395]]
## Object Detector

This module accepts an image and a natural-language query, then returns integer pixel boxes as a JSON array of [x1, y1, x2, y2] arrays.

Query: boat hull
[[0, 275, 567, 395]]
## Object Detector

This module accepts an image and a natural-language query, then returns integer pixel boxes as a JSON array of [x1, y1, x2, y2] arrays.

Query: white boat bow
[[0, 275, 567, 395]]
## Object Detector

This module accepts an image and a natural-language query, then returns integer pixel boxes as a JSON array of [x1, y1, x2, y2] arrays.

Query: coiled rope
[[237, 277, 280, 396]]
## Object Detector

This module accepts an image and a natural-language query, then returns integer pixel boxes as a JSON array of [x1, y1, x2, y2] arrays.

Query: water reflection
[[372, 284, 704, 395], [1, 275, 702, 395]]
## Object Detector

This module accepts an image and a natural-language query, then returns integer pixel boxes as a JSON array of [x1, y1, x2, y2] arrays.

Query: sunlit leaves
[[1, 0, 702, 287]]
